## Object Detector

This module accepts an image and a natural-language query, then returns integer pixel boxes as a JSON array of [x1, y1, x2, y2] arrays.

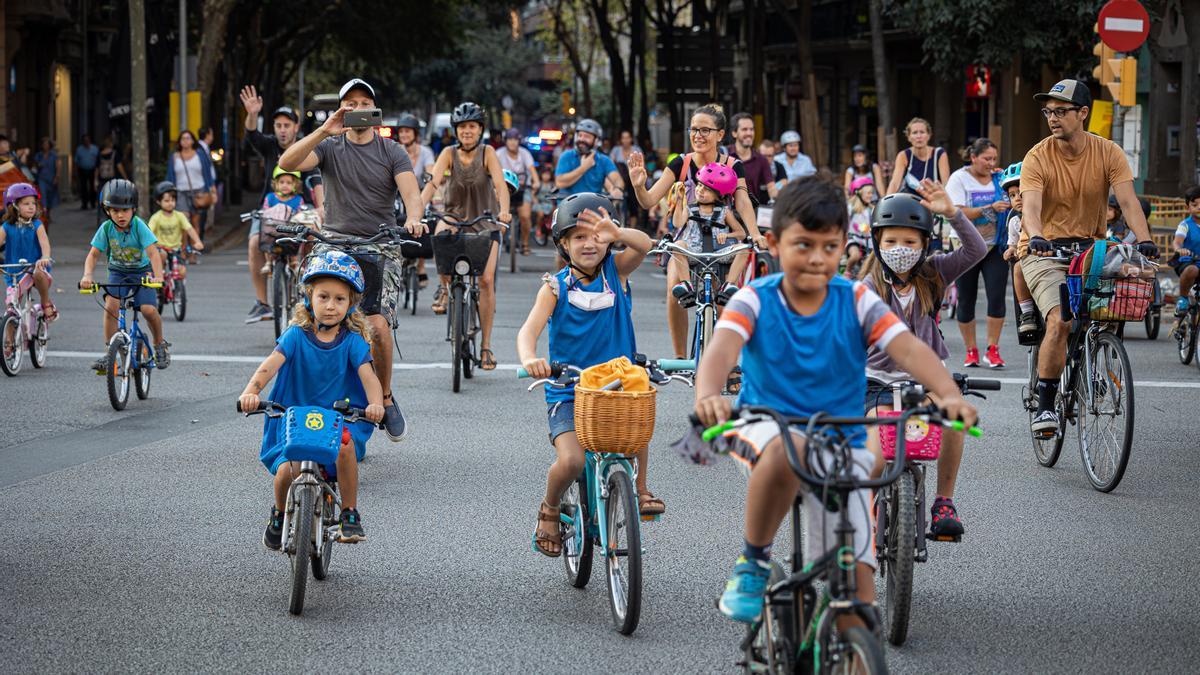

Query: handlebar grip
[[143, 281, 163, 289], [275, 223, 308, 235], [965, 378, 1002, 391], [658, 359, 696, 373], [516, 368, 530, 379], [236, 400, 270, 413], [79, 284, 97, 294]]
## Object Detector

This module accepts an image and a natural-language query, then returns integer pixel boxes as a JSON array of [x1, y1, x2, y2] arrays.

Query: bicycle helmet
[[1106, 194, 1150, 218], [272, 165, 301, 182], [153, 181, 178, 200], [502, 169, 520, 195], [101, 179, 138, 210], [503, 128, 522, 140], [301, 250, 365, 293], [4, 183, 40, 209], [696, 162, 737, 198], [870, 193, 934, 284], [780, 130, 801, 145], [849, 175, 874, 195], [851, 144, 868, 155], [396, 113, 421, 131], [451, 102, 485, 127], [1000, 162, 1022, 190], [576, 118, 603, 140]]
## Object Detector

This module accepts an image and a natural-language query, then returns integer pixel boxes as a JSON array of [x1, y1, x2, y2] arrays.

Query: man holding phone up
[[279, 77, 425, 442]]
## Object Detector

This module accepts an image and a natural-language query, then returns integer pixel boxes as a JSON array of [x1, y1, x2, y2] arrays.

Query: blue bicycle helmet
[[301, 250, 365, 293], [502, 169, 520, 195], [1000, 162, 1022, 190]]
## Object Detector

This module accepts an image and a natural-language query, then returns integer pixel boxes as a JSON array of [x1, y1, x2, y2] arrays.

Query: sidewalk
[[41, 203, 247, 265]]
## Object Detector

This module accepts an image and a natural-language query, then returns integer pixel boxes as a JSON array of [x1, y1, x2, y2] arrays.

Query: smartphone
[[344, 108, 382, 129]]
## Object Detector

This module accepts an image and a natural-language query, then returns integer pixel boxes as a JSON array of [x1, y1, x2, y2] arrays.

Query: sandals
[[418, 273, 429, 290], [41, 303, 58, 322], [520, 244, 531, 256], [431, 286, 448, 314], [532, 501, 562, 557], [480, 348, 497, 371], [638, 490, 666, 516]]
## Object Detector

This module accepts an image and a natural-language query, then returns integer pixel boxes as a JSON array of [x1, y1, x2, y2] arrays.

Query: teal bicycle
[[519, 355, 694, 635], [80, 279, 163, 410]]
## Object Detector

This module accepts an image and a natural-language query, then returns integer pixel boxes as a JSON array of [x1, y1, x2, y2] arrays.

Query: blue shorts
[[106, 267, 157, 308], [547, 399, 575, 443]]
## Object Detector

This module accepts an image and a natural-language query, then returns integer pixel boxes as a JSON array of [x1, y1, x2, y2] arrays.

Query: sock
[[742, 540, 772, 562], [1037, 378, 1058, 412], [1019, 300, 1035, 314]]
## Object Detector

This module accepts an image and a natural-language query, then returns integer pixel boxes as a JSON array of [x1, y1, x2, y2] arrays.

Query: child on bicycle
[[239, 251, 384, 547], [516, 193, 660, 558], [149, 181, 204, 279], [844, 176, 876, 278], [1, 183, 56, 321], [79, 179, 170, 373], [670, 162, 748, 307], [860, 183, 986, 540], [258, 166, 306, 275], [692, 177, 977, 624], [1172, 185, 1200, 316], [999, 163, 1038, 341]]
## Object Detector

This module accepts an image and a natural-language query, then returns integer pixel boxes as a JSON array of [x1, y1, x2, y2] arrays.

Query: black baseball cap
[[1034, 79, 1092, 108], [339, 78, 376, 103], [272, 106, 299, 123]]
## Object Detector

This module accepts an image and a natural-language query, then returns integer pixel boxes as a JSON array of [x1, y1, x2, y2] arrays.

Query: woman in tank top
[[420, 102, 512, 370], [886, 117, 950, 197]]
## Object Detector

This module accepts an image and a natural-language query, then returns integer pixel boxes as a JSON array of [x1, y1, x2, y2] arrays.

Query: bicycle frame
[[277, 460, 342, 555], [652, 237, 754, 361], [2, 264, 41, 335], [112, 292, 155, 372], [563, 451, 638, 563]]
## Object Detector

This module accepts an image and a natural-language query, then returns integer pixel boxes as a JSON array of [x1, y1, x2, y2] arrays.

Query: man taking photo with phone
[[279, 77, 425, 442]]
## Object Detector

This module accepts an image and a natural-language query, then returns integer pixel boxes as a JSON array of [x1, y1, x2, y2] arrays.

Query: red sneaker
[[985, 344, 1006, 369], [963, 347, 980, 368]]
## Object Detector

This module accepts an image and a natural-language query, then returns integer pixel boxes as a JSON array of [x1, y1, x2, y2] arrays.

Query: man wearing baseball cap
[[279, 77, 425, 442], [1019, 78, 1156, 438], [238, 85, 325, 324]]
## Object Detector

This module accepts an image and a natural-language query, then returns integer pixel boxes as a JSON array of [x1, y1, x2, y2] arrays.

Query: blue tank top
[[2, 220, 43, 267], [546, 255, 637, 404], [902, 147, 944, 193]]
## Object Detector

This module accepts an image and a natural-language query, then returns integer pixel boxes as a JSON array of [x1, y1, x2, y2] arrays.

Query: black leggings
[[956, 245, 1008, 323]]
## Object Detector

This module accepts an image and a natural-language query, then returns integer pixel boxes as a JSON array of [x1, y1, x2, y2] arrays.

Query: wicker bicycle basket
[[573, 385, 657, 455]]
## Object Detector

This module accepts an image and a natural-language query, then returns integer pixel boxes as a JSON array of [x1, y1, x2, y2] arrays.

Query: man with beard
[[727, 113, 774, 206], [554, 119, 624, 200]]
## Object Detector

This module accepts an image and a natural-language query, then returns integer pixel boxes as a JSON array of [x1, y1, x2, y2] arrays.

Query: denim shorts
[[106, 267, 157, 308], [547, 399, 575, 443]]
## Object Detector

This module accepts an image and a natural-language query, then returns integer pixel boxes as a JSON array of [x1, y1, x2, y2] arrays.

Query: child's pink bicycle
[[1, 259, 51, 376]]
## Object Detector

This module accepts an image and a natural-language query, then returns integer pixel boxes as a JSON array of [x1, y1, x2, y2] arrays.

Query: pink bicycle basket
[[878, 410, 942, 461]]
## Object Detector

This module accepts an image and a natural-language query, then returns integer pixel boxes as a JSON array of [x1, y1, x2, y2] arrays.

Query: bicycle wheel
[[134, 342, 152, 400], [28, 315, 47, 368], [1077, 331, 1134, 493], [450, 284, 463, 393], [289, 486, 315, 615], [880, 470, 915, 646], [1, 314, 22, 376], [106, 336, 131, 410], [1177, 314, 1196, 364], [272, 260, 288, 340], [744, 561, 794, 674], [1144, 310, 1160, 340], [509, 222, 518, 273], [561, 478, 594, 588], [1026, 344, 1064, 467], [826, 625, 888, 674], [462, 290, 476, 380], [604, 465, 642, 635], [406, 264, 419, 316], [311, 490, 335, 581], [172, 279, 187, 322]]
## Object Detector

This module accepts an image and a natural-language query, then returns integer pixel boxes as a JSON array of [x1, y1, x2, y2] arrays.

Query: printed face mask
[[879, 245, 923, 275], [566, 269, 615, 311]]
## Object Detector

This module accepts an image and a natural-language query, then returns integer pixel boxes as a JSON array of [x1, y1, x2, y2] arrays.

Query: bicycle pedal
[[640, 514, 661, 522], [925, 532, 961, 543]]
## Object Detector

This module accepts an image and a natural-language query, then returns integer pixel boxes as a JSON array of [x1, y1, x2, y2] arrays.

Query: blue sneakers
[[1177, 297, 1190, 316], [718, 555, 772, 623]]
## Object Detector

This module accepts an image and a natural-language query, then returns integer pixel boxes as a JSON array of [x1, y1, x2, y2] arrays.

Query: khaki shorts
[[1021, 255, 1069, 318], [313, 241, 402, 326]]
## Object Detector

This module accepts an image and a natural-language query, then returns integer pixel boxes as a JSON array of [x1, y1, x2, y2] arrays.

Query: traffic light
[[1104, 56, 1137, 106], [1092, 25, 1116, 85]]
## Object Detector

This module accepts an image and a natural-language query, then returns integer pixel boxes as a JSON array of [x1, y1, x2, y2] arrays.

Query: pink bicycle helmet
[[4, 183, 39, 210], [696, 162, 737, 198], [849, 175, 874, 194]]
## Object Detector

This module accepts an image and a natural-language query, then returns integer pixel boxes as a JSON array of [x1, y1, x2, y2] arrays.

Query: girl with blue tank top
[[1, 183, 56, 321], [516, 193, 658, 558]]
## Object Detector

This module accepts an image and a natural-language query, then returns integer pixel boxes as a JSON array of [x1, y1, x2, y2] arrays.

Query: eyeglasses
[[688, 127, 720, 137], [1040, 106, 1081, 119]]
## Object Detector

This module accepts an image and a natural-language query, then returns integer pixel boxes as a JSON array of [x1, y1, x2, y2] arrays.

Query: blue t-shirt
[[2, 220, 44, 266], [546, 255, 637, 404], [264, 192, 304, 210], [555, 149, 617, 196], [717, 274, 906, 440], [1175, 216, 1200, 256], [90, 217, 157, 272], [259, 326, 375, 475]]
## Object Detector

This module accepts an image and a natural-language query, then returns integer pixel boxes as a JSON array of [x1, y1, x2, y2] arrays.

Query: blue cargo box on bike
[[282, 406, 344, 465]]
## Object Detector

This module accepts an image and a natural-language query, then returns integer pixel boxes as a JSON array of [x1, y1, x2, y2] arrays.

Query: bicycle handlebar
[[274, 224, 418, 249], [517, 356, 696, 390], [236, 399, 378, 426], [422, 211, 509, 231], [79, 280, 163, 294], [649, 239, 759, 264]]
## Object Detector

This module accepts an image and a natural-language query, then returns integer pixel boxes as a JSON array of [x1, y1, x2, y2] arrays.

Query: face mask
[[879, 246, 923, 275], [566, 269, 615, 312]]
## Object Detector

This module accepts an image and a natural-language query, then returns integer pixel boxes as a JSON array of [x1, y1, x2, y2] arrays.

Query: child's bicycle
[[156, 248, 190, 322], [0, 259, 52, 376], [697, 400, 981, 674], [1172, 256, 1200, 367], [80, 279, 163, 411], [519, 355, 695, 635], [237, 398, 380, 616], [868, 373, 999, 646]]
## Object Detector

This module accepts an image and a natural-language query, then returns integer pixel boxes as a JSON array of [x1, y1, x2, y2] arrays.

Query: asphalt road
[[3, 238, 1198, 673]]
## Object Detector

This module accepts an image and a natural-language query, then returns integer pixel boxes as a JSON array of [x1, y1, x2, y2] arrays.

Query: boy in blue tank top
[[1171, 185, 1200, 316], [692, 178, 978, 625], [517, 193, 656, 558]]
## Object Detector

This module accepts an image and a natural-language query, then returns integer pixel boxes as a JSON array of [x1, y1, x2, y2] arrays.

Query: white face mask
[[566, 268, 615, 312], [879, 246, 923, 275]]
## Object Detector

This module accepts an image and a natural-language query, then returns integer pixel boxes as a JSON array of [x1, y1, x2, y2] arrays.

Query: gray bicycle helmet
[[576, 118, 603, 139], [101, 178, 138, 209], [153, 181, 177, 200], [552, 192, 616, 272], [396, 113, 421, 130], [451, 102, 485, 127]]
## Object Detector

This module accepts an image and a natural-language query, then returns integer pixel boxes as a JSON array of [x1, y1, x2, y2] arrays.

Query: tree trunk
[[629, 0, 646, 137], [868, 0, 895, 161], [636, 0, 650, 144], [196, 0, 236, 116], [129, 0, 151, 218], [767, 0, 828, 167], [588, 0, 632, 132]]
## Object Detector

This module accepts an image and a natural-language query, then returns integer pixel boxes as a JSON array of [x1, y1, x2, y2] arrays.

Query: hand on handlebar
[[364, 403, 385, 423], [239, 393, 261, 412], [937, 394, 978, 430], [1136, 240, 1159, 259], [1027, 236, 1054, 256], [405, 218, 428, 237], [694, 394, 732, 429], [78, 275, 94, 289], [521, 357, 552, 380]]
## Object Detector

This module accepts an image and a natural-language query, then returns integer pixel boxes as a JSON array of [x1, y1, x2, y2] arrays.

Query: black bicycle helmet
[[552, 193, 613, 243], [576, 118, 603, 139], [396, 113, 420, 130], [870, 193, 935, 284], [153, 181, 177, 200], [451, 102, 485, 127], [1108, 194, 1152, 218], [101, 178, 138, 209]]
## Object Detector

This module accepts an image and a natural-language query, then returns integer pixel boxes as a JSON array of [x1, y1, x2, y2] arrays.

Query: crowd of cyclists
[[7, 70, 1200, 668]]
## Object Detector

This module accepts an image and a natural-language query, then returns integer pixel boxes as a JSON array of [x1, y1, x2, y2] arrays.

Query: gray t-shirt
[[314, 133, 413, 236]]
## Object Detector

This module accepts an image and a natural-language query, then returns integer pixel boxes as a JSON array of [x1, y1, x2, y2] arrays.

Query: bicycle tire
[[829, 626, 888, 674], [1177, 315, 1196, 364], [106, 336, 130, 410], [407, 264, 419, 316], [1144, 309, 1160, 340], [134, 342, 152, 400], [450, 284, 463, 393], [273, 260, 289, 340], [1, 314, 22, 376], [1027, 344, 1064, 467], [172, 279, 187, 322], [881, 470, 915, 646], [28, 315, 47, 368], [1078, 331, 1134, 493], [462, 289, 476, 380], [289, 486, 315, 615], [311, 491, 335, 581], [510, 221, 518, 274], [604, 466, 642, 635], [562, 478, 594, 588]]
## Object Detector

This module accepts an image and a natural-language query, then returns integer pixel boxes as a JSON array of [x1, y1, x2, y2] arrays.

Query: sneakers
[[963, 347, 980, 368], [672, 281, 696, 308], [91, 354, 110, 374], [1177, 297, 1190, 317], [929, 496, 964, 539], [984, 345, 1005, 369], [381, 393, 408, 442], [263, 507, 284, 550], [1017, 310, 1040, 345], [154, 341, 172, 370], [716, 282, 739, 306], [718, 555, 772, 623], [337, 508, 366, 543], [245, 301, 273, 324], [1031, 410, 1059, 438]]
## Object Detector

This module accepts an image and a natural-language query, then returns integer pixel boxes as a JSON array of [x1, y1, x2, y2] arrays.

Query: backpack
[[98, 151, 116, 180]]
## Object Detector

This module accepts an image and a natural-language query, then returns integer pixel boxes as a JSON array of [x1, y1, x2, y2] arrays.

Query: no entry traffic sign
[[1098, 0, 1150, 52]]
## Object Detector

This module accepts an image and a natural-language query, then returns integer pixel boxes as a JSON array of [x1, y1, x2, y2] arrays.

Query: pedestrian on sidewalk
[[74, 134, 100, 210], [165, 130, 215, 252]]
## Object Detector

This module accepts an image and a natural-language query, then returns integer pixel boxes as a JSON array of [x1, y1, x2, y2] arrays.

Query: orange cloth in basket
[[579, 356, 651, 392]]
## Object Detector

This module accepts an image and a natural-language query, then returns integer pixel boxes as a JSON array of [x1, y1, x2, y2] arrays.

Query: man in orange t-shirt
[[1019, 78, 1157, 437]]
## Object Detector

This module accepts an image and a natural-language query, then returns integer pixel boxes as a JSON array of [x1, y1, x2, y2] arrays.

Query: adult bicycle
[[237, 399, 380, 616], [156, 248, 189, 322], [1, 259, 52, 376], [519, 355, 694, 635], [1172, 256, 1200, 368], [80, 279, 163, 410], [241, 207, 321, 338]]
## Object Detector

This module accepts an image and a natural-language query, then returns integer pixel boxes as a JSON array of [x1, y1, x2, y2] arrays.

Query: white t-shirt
[[172, 153, 207, 191], [405, 144, 436, 186], [497, 146, 536, 188], [945, 167, 1002, 228]]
